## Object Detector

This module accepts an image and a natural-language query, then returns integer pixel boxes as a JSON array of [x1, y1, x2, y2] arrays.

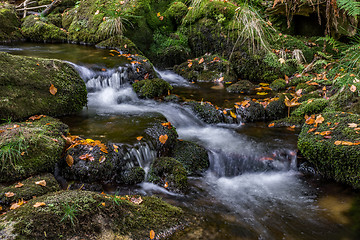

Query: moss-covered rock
[[149, 157, 188, 193], [236, 101, 266, 122], [0, 52, 87, 121], [265, 96, 287, 120], [95, 36, 142, 54], [226, 80, 255, 93], [298, 92, 322, 102], [21, 15, 67, 42], [165, 1, 188, 26], [326, 85, 360, 114], [270, 79, 287, 91], [0, 173, 60, 205], [291, 98, 328, 117], [0, 7, 22, 42], [0, 116, 68, 182], [298, 112, 360, 188], [171, 140, 209, 176], [295, 82, 317, 94], [186, 101, 223, 124], [174, 54, 236, 83], [269, 115, 304, 128], [132, 78, 173, 99], [0, 190, 184, 239]]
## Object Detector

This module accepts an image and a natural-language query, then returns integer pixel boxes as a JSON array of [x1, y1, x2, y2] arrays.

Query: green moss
[[21, 15, 67, 42], [298, 112, 360, 188], [270, 79, 287, 91], [95, 36, 142, 54], [326, 85, 360, 114], [295, 83, 317, 94], [270, 115, 304, 128], [291, 98, 328, 117], [121, 166, 145, 185], [237, 101, 266, 122], [186, 101, 222, 124], [0, 117, 68, 182], [171, 140, 209, 175], [227, 80, 255, 93], [0, 173, 60, 205], [0, 190, 184, 239], [265, 95, 287, 120], [132, 78, 173, 99], [0, 52, 87, 121], [0, 8, 22, 42], [298, 92, 322, 102], [165, 1, 188, 26], [149, 157, 188, 193]]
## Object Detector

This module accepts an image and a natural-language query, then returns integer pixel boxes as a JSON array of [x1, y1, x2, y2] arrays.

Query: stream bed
[[1, 43, 358, 240]]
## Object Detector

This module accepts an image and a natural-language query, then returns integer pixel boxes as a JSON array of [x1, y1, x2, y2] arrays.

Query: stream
[[1, 43, 357, 240]]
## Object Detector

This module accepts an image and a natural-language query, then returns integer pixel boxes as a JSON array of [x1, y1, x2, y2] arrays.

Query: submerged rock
[[148, 157, 188, 193], [0, 190, 184, 239], [0, 173, 60, 205], [0, 52, 87, 121], [0, 116, 68, 182], [298, 112, 360, 188]]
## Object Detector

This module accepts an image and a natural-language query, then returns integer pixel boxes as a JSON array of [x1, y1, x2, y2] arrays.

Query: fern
[[337, 0, 360, 17]]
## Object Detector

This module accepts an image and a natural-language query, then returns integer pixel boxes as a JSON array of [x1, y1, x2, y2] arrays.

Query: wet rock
[[148, 157, 188, 193], [236, 101, 266, 122], [132, 78, 173, 99], [0, 173, 60, 206], [0, 190, 184, 239], [269, 116, 304, 128], [96, 36, 142, 55], [21, 15, 67, 43], [291, 98, 328, 117], [298, 112, 360, 188], [0, 116, 68, 182], [186, 101, 223, 124], [171, 140, 209, 176], [164, 94, 180, 103], [0, 52, 87, 121], [226, 80, 255, 94], [270, 79, 287, 91], [265, 96, 287, 120], [0, 7, 22, 42]]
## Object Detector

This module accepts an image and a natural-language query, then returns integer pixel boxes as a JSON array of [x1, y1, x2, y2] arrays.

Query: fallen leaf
[[159, 135, 168, 144], [164, 182, 168, 188], [259, 83, 269, 86], [334, 141, 342, 145], [99, 155, 106, 163], [268, 123, 275, 128], [150, 230, 155, 239], [159, 16, 164, 21], [10, 202, 21, 210], [131, 196, 143, 205], [320, 131, 332, 136], [49, 84, 57, 95], [66, 155, 74, 167], [350, 85, 357, 92], [101, 202, 106, 207], [15, 182, 24, 188], [279, 58, 285, 64], [33, 202, 46, 208], [144, 73, 149, 79], [5, 192, 15, 198], [230, 111, 237, 118], [79, 154, 95, 162], [35, 180, 46, 187], [259, 157, 274, 161], [198, 58, 204, 64], [348, 123, 358, 128], [161, 122, 172, 129], [257, 92, 268, 95], [188, 62, 193, 68], [223, 110, 227, 114], [136, 136, 143, 141], [315, 115, 324, 124], [307, 128, 316, 133]]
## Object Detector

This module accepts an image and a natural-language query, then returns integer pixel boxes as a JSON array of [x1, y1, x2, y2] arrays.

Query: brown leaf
[[150, 230, 155, 240], [35, 180, 46, 187], [144, 73, 149, 79], [305, 117, 315, 125], [130, 196, 143, 205], [49, 84, 57, 95], [159, 135, 168, 144], [99, 155, 106, 163], [33, 202, 46, 208], [15, 182, 24, 188], [5, 192, 15, 198], [66, 155, 74, 167], [315, 115, 324, 124], [307, 128, 316, 133]]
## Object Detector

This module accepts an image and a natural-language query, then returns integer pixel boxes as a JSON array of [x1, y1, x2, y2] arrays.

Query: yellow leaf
[[268, 123, 275, 128], [230, 111, 236, 118], [49, 84, 57, 95], [35, 180, 46, 187], [159, 135, 168, 144], [101, 202, 106, 207], [348, 123, 358, 128], [257, 92, 268, 95], [259, 83, 269, 86], [66, 155, 74, 167], [157, 12, 161, 17], [334, 141, 342, 145], [15, 182, 24, 188], [188, 62, 193, 68], [33, 202, 46, 208], [150, 230, 155, 239], [5, 192, 15, 198], [198, 57, 204, 64]]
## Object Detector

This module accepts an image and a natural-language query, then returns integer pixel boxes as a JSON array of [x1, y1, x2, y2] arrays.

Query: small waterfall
[[124, 141, 157, 176]]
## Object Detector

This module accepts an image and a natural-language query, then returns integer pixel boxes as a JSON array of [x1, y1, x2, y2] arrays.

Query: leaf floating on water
[[66, 155, 74, 167], [35, 180, 46, 187], [15, 182, 24, 188], [159, 135, 168, 144], [49, 84, 57, 95], [150, 230, 155, 239], [136, 136, 143, 141], [5, 192, 15, 198], [33, 202, 46, 208]]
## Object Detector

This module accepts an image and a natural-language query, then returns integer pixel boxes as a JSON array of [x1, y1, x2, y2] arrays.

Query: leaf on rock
[[5, 192, 15, 198], [33, 202, 46, 208], [49, 84, 57, 95], [66, 155, 74, 167], [348, 123, 358, 128], [315, 115, 325, 124], [230, 111, 237, 118], [136, 136, 143, 141], [15, 182, 24, 188], [79, 154, 95, 162], [161, 122, 172, 129], [99, 155, 106, 163], [159, 135, 168, 144], [164, 182, 168, 188], [150, 230, 155, 240], [35, 180, 46, 187]]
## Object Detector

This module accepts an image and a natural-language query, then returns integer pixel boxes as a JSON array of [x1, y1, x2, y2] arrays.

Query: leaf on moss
[[49, 84, 57, 95], [150, 230, 155, 239], [159, 135, 168, 144], [35, 180, 46, 187], [15, 182, 24, 188], [350, 85, 357, 92], [66, 155, 74, 167], [5, 192, 15, 198], [33, 202, 46, 208]]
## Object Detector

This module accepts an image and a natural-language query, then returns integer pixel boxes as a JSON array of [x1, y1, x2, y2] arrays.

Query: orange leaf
[[350, 85, 357, 92], [144, 73, 149, 79], [150, 230, 155, 239], [33, 202, 46, 208], [334, 141, 342, 145], [15, 182, 24, 188], [5, 192, 15, 198], [164, 182, 168, 188], [66, 155, 74, 167], [305, 118, 315, 125], [307, 128, 316, 133], [161, 122, 172, 129], [159, 16, 164, 21], [342, 141, 354, 146], [268, 123, 275, 128], [49, 84, 57, 95], [198, 57, 204, 64], [223, 110, 227, 114], [136, 136, 143, 141], [101, 202, 106, 207], [10, 202, 21, 210], [159, 135, 168, 144], [230, 111, 236, 118], [315, 115, 324, 124], [35, 180, 46, 187], [188, 62, 193, 68], [320, 131, 332, 136]]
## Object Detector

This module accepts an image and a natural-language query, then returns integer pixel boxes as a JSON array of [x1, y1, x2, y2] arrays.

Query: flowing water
[[1, 43, 358, 240]]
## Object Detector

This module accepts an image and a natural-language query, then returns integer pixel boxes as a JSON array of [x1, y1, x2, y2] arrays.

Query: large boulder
[[0, 116, 68, 182], [132, 78, 173, 99], [0, 190, 184, 239], [298, 112, 360, 188], [0, 7, 22, 42], [0, 52, 87, 121]]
